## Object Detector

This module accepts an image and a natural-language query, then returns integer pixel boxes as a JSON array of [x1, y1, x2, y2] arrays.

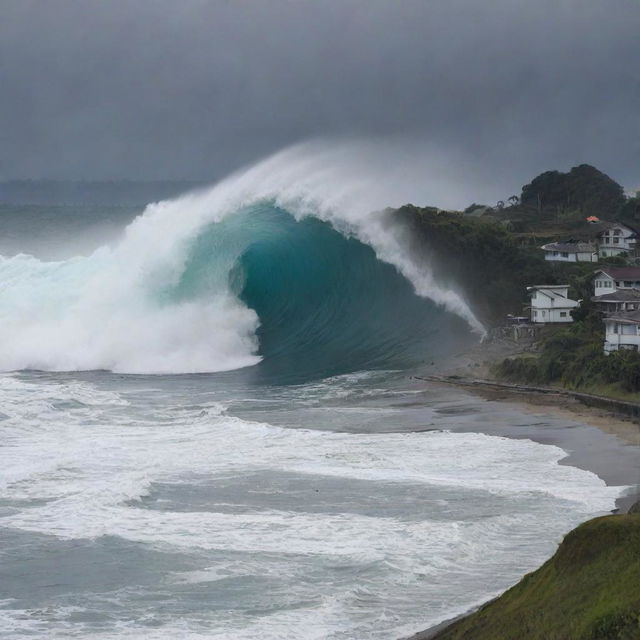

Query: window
[[616, 281, 621, 287], [613, 238, 619, 244], [533, 310, 538, 317], [561, 252, 569, 258], [560, 312, 567, 317], [614, 229, 622, 235]]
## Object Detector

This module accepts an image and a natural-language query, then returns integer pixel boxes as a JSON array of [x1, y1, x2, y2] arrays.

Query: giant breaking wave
[[0, 143, 483, 377]]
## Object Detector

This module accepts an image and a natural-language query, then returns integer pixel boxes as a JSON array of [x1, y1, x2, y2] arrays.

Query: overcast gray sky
[[1, 0, 638, 195]]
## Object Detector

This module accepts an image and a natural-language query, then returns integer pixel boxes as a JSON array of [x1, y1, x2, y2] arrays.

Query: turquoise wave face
[[164, 202, 473, 382], [0, 198, 476, 377]]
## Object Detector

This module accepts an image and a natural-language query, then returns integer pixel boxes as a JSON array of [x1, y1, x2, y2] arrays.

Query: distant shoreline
[[0, 180, 205, 207]]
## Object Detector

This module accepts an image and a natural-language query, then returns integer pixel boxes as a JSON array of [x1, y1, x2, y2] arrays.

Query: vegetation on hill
[[494, 322, 640, 396], [520, 164, 626, 218], [618, 195, 640, 227], [473, 164, 632, 243], [430, 514, 640, 640]]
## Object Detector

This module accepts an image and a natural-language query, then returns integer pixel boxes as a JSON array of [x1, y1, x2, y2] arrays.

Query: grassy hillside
[[430, 514, 640, 640]]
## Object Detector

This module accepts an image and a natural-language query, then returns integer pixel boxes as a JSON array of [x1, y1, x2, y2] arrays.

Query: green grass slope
[[431, 515, 640, 640]]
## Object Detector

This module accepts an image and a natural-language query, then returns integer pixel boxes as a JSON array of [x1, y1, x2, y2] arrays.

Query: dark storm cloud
[[0, 0, 638, 193]]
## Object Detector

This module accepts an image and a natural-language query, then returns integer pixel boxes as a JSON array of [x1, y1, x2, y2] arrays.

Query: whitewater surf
[[0, 144, 628, 639]]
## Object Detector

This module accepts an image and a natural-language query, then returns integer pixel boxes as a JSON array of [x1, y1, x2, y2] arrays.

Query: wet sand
[[423, 336, 640, 461], [470, 383, 640, 446]]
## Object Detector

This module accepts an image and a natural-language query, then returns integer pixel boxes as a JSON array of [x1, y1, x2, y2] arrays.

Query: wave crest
[[0, 142, 483, 375]]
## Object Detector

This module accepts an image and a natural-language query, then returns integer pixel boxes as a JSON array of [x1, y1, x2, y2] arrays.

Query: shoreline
[[411, 367, 640, 512], [402, 344, 640, 639], [418, 373, 640, 445]]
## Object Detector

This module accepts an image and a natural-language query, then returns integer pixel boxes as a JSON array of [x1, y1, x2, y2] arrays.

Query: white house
[[527, 285, 579, 324], [593, 267, 640, 295], [541, 241, 598, 263], [597, 222, 639, 258], [603, 311, 640, 354]]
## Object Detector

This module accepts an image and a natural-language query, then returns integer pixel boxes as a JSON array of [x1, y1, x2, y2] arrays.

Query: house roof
[[527, 285, 579, 306], [545, 291, 570, 301], [604, 309, 640, 324], [592, 289, 640, 303], [541, 242, 596, 253], [594, 267, 640, 280]]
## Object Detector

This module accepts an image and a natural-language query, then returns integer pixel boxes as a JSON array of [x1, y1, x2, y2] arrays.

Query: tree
[[520, 164, 625, 217], [617, 196, 640, 225]]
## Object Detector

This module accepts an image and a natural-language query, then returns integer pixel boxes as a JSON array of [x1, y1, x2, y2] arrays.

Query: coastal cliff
[[424, 513, 640, 640]]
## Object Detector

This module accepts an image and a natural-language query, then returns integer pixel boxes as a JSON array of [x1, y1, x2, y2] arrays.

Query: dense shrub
[[495, 315, 640, 394]]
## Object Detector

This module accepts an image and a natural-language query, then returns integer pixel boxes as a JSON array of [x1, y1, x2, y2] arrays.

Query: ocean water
[[0, 145, 627, 639]]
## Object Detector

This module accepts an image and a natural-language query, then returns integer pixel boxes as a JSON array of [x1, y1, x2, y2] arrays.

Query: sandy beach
[[426, 335, 640, 446]]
